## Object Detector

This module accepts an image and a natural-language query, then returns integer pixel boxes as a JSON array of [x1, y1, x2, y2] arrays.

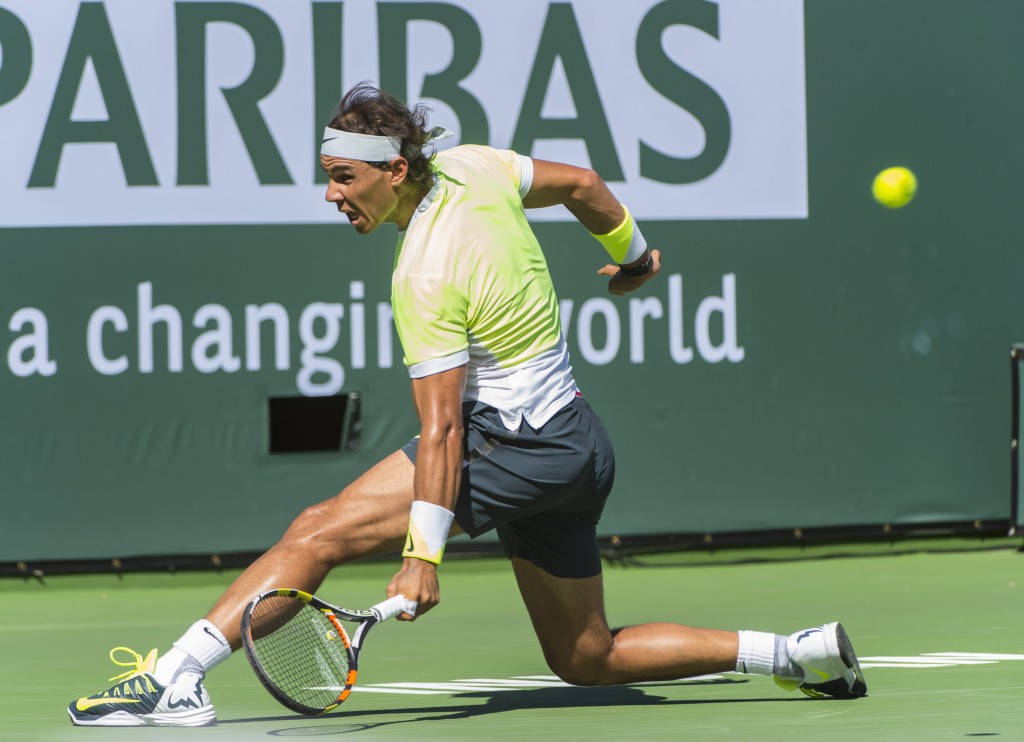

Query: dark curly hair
[[326, 84, 436, 189]]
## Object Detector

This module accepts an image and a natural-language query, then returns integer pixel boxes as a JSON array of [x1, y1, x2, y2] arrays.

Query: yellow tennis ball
[[872, 167, 917, 208]]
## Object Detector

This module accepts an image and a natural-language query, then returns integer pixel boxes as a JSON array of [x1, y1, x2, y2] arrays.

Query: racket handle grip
[[372, 594, 418, 621]]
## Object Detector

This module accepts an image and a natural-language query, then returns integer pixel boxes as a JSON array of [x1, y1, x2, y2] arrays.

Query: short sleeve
[[392, 273, 470, 378], [517, 155, 534, 199], [476, 147, 531, 199]]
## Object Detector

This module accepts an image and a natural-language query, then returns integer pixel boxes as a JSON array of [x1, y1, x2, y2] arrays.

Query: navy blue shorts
[[402, 396, 615, 578]]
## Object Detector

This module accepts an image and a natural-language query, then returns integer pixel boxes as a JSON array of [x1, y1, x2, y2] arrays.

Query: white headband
[[320, 125, 454, 162]]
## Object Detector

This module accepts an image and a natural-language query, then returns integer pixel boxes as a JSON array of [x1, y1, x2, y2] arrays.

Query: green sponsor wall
[[1, 1, 1020, 561]]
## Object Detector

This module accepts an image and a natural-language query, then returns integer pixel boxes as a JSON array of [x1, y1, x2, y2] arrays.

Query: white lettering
[[245, 303, 290, 371], [695, 273, 745, 363], [87, 306, 129, 375], [192, 304, 241, 374], [667, 274, 695, 365], [628, 296, 663, 363], [298, 302, 344, 396], [576, 298, 620, 366], [138, 281, 183, 373], [6, 272, 743, 390], [377, 302, 395, 369], [349, 281, 365, 370], [7, 308, 57, 377]]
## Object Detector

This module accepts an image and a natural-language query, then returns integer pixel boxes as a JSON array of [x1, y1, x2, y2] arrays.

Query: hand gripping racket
[[241, 589, 417, 715]]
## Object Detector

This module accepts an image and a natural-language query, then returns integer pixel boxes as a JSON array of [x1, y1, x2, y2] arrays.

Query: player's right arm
[[385, 362, 467, 620], [522, 159, 661, 296]]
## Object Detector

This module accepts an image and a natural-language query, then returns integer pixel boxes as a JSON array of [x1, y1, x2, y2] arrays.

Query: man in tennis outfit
[[68, 85, 866, 727]]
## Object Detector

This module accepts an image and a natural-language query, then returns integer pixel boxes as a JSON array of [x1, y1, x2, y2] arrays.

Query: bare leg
[[511, 557, 738, 685], [205, 451, 428, 649]]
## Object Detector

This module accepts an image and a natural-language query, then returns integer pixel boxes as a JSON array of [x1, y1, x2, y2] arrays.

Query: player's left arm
[[522, 159, 661, 296], [386, 363, 467, 620]]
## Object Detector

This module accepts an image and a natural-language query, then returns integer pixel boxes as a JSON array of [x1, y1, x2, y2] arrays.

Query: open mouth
[[337, 206, 368, 230]]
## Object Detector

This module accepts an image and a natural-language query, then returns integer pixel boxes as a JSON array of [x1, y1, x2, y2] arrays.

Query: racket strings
[[248, 595, 353, 709]]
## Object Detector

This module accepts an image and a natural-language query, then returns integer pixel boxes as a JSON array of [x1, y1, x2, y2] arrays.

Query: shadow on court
[[220, 678, 810, 736]]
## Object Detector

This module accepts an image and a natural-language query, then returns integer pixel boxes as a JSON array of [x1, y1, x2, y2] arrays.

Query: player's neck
[[393, 181, 433, 231]]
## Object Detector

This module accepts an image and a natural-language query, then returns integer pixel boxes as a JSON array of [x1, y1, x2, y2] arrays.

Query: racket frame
[[241, 588, 384, 715]]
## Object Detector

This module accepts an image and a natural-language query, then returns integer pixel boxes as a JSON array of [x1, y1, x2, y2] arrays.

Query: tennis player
[[68, 84, 866, 727]]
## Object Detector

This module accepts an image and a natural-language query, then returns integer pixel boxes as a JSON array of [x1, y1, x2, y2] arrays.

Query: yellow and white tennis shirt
[[392, 144, 578, 431]]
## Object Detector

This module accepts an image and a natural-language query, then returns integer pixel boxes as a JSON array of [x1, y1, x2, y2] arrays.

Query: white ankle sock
[[154, 619, 232, 684], [735, 630, 781, 675]]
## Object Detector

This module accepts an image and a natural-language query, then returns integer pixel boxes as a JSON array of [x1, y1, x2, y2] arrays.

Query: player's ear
[[388, 157, 410, 186]]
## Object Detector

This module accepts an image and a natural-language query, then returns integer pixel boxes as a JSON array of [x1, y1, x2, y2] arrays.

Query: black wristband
[[618, 252, 653, 278]]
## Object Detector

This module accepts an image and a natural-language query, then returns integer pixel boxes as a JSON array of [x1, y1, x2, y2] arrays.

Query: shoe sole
[[67, 704, 216, 727], [801, 622, 868, 699]]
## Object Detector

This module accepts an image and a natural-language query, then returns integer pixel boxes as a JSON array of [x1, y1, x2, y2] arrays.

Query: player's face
[[321, 156, 398, 234]]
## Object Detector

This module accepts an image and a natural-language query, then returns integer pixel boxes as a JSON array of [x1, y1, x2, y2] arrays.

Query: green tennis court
[[6, 541, 1021, 741]]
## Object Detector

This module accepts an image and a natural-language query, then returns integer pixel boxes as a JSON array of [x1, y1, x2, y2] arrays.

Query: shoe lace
[[107, 647, 155, 683]]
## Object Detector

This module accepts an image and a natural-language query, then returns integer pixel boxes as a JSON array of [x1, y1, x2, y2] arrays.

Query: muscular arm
[[386, 363, 467, 619], [523, 159, 661, 296], [522, 159, 624, 234], [409, 364, 467, 512]]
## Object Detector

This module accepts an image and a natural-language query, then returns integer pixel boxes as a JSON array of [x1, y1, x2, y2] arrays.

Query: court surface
[[4, 542, 1022, 741]]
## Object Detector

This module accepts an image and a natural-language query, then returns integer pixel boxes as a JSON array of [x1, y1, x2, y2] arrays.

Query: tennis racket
[[241, 588, 417, 715]]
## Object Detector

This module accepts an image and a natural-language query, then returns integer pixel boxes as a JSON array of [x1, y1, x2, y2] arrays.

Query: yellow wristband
[[591, 205, 647, 264], [401, 501, 454, 565]]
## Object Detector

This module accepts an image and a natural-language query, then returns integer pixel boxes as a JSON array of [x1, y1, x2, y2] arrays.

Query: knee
[[281, 502, 327, 541], [277, 502, 346, 562], [545, 652, 611, 687]]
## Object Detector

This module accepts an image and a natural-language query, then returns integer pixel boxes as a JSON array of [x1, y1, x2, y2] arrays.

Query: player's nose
[[325, 182, 344, 204]]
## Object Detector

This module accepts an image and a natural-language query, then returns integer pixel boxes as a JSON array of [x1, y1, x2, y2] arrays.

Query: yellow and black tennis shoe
[[68, 647, 215, 727]]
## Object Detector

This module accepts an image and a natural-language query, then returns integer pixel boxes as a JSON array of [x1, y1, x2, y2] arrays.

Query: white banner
[[0, 0, 806, 227]]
